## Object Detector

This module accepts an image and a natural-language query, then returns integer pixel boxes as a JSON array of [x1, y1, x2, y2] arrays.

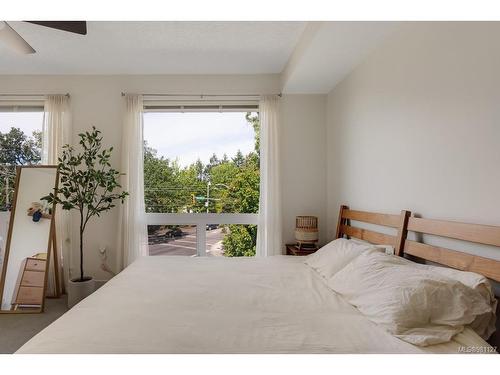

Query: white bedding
[[17, 256, 493, 354]]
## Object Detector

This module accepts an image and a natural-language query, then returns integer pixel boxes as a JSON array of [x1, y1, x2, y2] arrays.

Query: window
[[0, 108, 44, 211], [143, 107, 260, 257], [148, 224, 197, 256]]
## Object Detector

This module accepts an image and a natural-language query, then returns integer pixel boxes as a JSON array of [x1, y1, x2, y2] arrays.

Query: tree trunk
[[80, 230, 83, 281], [79, 219, 84, 281]]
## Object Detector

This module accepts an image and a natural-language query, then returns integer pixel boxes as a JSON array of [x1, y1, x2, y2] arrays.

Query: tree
[[42, 127, 128, 282], [0, 127, 41, 165], [246, 112, 260, 155], [143, 142, 183, 213], [232, 150, 245, 168], [221, 113, 260, 257], [0, 128, 42, 209], [210, 161, 239, 212], [221, 224, 257, 257], [203, 153, 221, 181], [177, 163, 207, 213], [227, 158, 260, 214], [194, 158, 205, 181]]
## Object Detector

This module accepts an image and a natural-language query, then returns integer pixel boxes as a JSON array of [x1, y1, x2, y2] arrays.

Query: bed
[[16, 206, 499, 354]]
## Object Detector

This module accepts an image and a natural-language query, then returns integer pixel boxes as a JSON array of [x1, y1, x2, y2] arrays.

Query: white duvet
[[17, 256, 492, 354]]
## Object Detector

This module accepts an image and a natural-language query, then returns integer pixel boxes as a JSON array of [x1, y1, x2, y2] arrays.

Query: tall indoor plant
[[43, 127, 128, 306]]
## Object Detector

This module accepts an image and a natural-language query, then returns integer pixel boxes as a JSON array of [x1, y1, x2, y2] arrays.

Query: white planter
[[67, 277, 95, 308]]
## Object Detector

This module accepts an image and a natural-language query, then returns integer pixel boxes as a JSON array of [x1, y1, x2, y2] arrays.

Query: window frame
[[0, 105, 44, 113], [142, 103, 260, 257]]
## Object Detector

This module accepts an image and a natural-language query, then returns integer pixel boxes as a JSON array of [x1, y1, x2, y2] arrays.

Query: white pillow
[[348, 237, 395, 255], [304, 238, 380, 280], [429, 266, 497, 340], [328, 251, 494, 346]]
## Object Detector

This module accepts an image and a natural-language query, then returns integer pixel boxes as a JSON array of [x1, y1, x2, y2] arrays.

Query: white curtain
[[117, 94, 148, 270], [256, 95, 282, 256], [42, 94, 72, 293], [43, 95, 71, 164]]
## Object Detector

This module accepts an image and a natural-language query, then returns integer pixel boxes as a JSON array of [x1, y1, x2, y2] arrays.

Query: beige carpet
[[0, 297, 68, 354]]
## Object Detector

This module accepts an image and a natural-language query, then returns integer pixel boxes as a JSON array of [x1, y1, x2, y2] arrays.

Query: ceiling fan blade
[[0, 21, 36, 54], [26, 21, 87, 35]]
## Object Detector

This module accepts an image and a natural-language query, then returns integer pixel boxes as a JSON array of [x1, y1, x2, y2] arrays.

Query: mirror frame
[[0, 165, 59, 314]]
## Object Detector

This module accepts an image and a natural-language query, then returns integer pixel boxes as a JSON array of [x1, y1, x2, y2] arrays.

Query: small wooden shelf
[[11, 256, 47, 310]]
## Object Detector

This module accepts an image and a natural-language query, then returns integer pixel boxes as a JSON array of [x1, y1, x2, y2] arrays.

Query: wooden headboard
[[336, 205, 500, 346], [404, 216, 500, 283], [335, 205, 500, 281], [335, 205, 410, 256]]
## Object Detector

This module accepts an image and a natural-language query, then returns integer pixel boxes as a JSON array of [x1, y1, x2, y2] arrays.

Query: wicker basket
[[295, 216, 318, 246]]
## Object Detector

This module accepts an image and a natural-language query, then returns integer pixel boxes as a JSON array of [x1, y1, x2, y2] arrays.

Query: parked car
[[165, 227, 183, 238], [206, 224, 218, 231]]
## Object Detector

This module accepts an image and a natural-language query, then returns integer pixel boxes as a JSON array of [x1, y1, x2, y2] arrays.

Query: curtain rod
[[0, 93, 70, 97], [121, 92, 282, 98]]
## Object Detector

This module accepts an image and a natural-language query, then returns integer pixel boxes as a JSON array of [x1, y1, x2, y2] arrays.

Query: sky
[[0, 111, 257, 169], [0, 112, 44, 136], [143, 112, 257, 167]]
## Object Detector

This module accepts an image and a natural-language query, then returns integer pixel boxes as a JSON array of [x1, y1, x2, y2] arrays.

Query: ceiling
[[282, 22, 399, 93], [0, 21, 306, 74], [0, 21, 399, 93]]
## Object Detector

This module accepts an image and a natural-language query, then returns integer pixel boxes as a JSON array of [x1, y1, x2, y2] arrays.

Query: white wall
[[326, 22, 500, 261], [280, 95, 327, 246], [0, 74, 326, 279]]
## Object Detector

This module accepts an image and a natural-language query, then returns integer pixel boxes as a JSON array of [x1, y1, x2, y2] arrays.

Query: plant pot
[[67, 277, 95, 308]]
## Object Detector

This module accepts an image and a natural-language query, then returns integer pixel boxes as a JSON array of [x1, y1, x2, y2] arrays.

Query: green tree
[[210, 161, 239, 212], [177, 163, 207, 213], [0, 128, 42, 209], [246, 112, 260, 155], [221, 152, 260, 256], [144, 142, 183, 213], [232, 150, 245, 168], [0, 127, 41, 165], [194, 158, 205, 181], [221, 113, 260, 257], [221, 224, 257, 257], [42, 127, 128, 281]]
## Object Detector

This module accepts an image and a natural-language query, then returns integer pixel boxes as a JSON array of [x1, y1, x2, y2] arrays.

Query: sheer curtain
[[43, 95, 71, 163], [117, 94, 148, 270], [256, 95, 282, 256], [43, 94, 72, 292]]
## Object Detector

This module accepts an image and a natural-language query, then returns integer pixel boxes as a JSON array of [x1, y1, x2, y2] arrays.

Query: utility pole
[[206, 181, 211, 213]]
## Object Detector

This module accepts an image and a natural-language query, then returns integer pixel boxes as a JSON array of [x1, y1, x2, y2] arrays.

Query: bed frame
[[336, 204, 500, 347], [404, 216, 500, 282], [335, 205, 411, 257], [335, 204, 500, 283]]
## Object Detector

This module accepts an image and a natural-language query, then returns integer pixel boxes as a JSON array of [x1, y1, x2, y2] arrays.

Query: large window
[[0, 108, 44, 211], [143, 108, 260, 257]]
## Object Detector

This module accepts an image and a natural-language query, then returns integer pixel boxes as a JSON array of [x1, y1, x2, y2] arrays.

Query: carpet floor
[[0, 297, 68, 354]]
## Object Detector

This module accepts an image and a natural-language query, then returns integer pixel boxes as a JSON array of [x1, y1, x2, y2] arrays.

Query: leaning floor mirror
[[0, 166, 59, 313]]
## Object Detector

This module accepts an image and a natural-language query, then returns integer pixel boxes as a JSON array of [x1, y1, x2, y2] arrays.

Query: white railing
[[146, 213, 258, 256]]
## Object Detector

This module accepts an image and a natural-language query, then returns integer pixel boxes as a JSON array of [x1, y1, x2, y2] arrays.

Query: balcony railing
[[146, 213, 258, 256]]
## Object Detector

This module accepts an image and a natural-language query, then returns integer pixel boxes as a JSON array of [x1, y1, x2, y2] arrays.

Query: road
[[148, 226, 225, 256]]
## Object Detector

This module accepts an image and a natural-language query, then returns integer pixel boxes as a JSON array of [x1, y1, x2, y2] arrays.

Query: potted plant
[[42, 127, 128, 307]]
